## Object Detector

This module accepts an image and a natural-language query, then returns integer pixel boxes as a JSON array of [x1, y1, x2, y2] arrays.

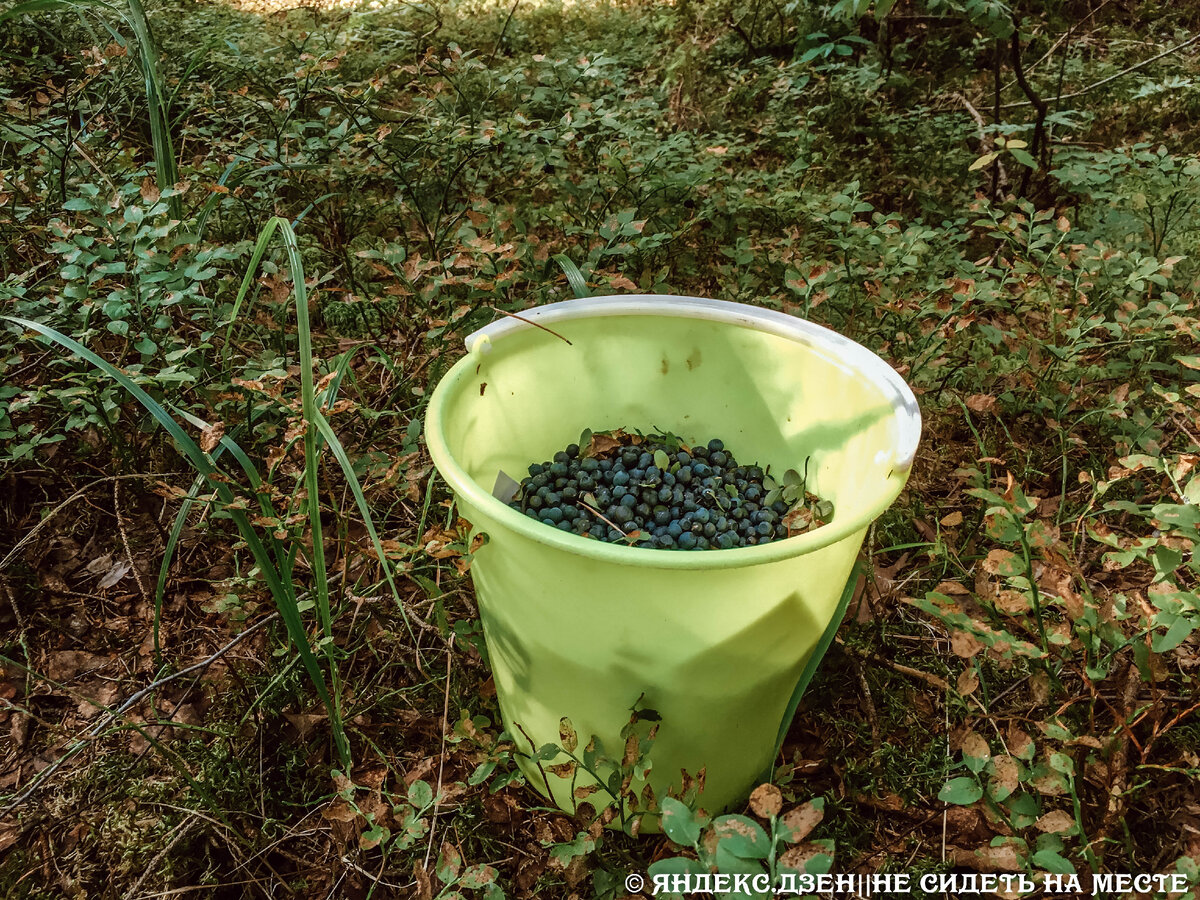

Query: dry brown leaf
[[951, 630, 985, 658], [780, 801, 824, 843], [1006, 727, 1034, 759], [934, 580, 971, 595], [200, 421, 225, 454], [1035, 809, 1075, 833], [983, 548, 1016, 575], [778, 841, 827, 873], [957, 667, 979, 696], [995, 590, 1029, 615], [992, 755, 1020, 796], [962, 730, 991, 763], [950, 843, 1020, 871], [748, 783, 782, 819], [940, 510, 964, 527], [966, 394, 997, 413]]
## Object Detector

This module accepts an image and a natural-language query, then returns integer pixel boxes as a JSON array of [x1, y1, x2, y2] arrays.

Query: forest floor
[[1, 0, 1199, 897]]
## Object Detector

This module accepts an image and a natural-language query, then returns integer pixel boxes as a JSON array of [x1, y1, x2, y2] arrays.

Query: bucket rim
[[425, 295, 920, 571]]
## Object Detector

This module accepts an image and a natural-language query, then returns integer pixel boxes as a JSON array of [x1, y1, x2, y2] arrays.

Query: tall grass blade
[[1, 315, 350, 769], [552, 253, 592, 299], [122, 0, 180, 218]]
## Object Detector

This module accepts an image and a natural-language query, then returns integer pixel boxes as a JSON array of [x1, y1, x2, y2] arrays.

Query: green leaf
[[1048, 752, 1075, 776], [712, 814, 770, 860], [408, 779, 433, 809], [1031, 848, 1075, 874], [436, 843, 462, 884], [660, 797, 701, 847], [654, 449, 670, 470], [1152, 615, 1194, 653], [938, 776, 983, 805], [1009, 147, 1038, 170], [968, 151, 999, 172]]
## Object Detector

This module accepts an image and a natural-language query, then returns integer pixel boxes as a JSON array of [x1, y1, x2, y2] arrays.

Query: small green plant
[[650, 785, 833, 897]]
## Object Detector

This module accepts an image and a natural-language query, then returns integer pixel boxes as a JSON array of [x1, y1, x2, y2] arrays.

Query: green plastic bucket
[[425, 295, 920, 824]]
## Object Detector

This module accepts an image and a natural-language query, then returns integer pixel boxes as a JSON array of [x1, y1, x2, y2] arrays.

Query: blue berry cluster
[[508, 435, 795, 550]]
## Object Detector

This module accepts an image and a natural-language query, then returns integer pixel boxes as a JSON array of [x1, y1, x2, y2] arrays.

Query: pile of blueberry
[[507, 433, 817, 550]]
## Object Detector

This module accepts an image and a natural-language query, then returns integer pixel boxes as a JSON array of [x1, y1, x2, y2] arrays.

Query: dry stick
[[486, 306, 572, 346], [953, 91, 1008, 197], [997, 0, 1116, 95], [0, 567, 344, 818], [127, 814, 201, 900], [834, 637, 951, 691], [114, 479, 154, 616], [422, 632, 455, 871], [1009, 21, 1048, 197], [999, 31, 1200, 110]]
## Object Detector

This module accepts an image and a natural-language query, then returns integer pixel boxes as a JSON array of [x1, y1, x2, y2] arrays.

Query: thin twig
[[128, 815, 202, 900], [486, 306, 573, 345], [115, 479, 154, 614], [999, 32, 1200, 110]]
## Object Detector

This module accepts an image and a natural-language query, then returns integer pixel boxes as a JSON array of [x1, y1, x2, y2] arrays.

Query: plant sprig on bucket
[[763, 460, 836, 536]]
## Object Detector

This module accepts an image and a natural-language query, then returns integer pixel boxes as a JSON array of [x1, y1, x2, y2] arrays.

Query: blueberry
[[658, 486, 673, 503], [658, 534, 675, 548], [550, 461, 568, 477], [678, 532, 697, 550], [636, 502, 652, 518], [613, 470, 630, 486], [528, 495, 543, 509], [528, 463, 544, 477], [545, 507, 563, 523], [677, 467, 693, 484], [566, 443, 580, 458], [620, 493, 637, 509], [707, 438, 724, 453], [756, 521, 772, 536], [668, 522, 683, 538], [711, 451, 728, 467], [744, 485, 762, 502], [545, 492, 560, 506], [638, 452, 653, 468], [676, 452, 692, 465], [654, 507, 672, 526], [581, 458, 600, 472], [612, 485, 628, 500], [554, 451, 570, 463]]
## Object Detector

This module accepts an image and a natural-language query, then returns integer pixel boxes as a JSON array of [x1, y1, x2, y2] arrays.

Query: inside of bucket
[[443, 313, 902, 531]]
